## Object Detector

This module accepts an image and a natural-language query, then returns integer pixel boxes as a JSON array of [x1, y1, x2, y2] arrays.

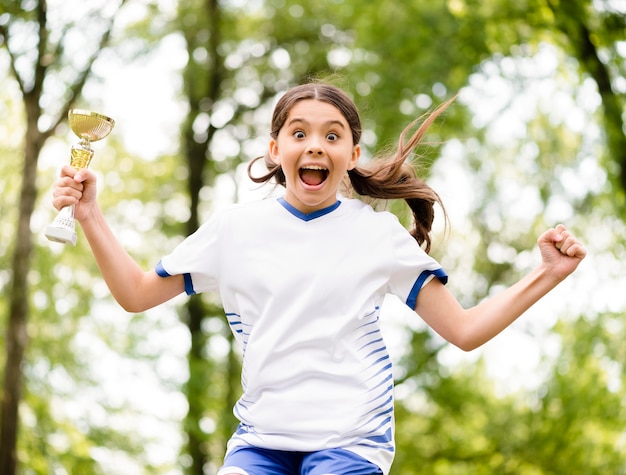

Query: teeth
[[301, 166, 327, 171]]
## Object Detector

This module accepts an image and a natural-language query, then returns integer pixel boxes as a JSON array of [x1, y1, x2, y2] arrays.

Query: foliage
[[392, 311, 626, 474], [17, 141, 187, 474], [1, 0, 625, 473]]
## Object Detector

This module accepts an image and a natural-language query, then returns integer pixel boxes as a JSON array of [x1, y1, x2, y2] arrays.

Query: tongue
[[300, 169, 325, 186]]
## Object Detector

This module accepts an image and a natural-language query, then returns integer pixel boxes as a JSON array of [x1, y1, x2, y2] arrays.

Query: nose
[[306, 143, 324, 156]]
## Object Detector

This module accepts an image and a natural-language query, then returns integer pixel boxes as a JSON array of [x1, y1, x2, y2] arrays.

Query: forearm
[[416, 265, 563, 351], [460, 265, 561, 350], [78, 204, 179, 312], [52, 166, 184, 311]]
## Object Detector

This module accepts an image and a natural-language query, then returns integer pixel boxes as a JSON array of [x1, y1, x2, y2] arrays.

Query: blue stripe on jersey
[[367, 373, 393, 393], [362, 389, 393, 420], [363, 425, 393, 446], [358, 337, 383, 351], [350, 306, 395, 451], [365, 394, 393, 415], [364, 362, 393, 384], [226, 313, 244, 334], [405, 267, 448, 310], [228, 304, 395, 455], [226, 312, 251, 360]]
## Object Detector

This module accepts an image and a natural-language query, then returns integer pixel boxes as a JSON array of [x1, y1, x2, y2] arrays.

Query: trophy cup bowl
[[45, 110, 115, 246]]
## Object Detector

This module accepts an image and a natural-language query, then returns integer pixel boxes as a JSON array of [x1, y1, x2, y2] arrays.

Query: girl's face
[[268, 99, 361, 214]]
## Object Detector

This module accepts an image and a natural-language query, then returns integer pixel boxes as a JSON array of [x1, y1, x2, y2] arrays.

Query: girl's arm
[[52, 166, 184, 312], [414, 225, 586, 351]]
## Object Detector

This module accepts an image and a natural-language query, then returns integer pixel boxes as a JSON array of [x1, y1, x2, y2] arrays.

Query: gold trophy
[[45, 109, 115, 246]]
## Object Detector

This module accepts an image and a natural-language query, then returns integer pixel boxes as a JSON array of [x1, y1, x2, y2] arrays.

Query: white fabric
[[157, 197, 446, 475]]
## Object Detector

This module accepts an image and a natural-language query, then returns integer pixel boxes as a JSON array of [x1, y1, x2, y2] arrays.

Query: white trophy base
[[45, 225, 77, 246]]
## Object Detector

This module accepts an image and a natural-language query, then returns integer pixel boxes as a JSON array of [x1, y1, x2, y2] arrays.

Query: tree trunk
[[0, 0, 118, 467], [548, 0, 626, 200], [0, 100, 42, 475], [180, 0, 226, 472]]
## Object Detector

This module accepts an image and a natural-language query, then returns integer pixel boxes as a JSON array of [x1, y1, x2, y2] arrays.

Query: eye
[[326, 132, 339, 141], [293, 130, 305, 139]]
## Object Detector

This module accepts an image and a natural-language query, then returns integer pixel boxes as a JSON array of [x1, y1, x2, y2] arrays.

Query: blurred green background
[[1, 0, 625, 473]]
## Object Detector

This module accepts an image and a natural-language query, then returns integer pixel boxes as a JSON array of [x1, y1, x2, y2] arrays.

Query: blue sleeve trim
[[155, 260, 170, 277], [155, 260, 196, 295], [405, 268, 448, 310], [183, 273, 196, 295]]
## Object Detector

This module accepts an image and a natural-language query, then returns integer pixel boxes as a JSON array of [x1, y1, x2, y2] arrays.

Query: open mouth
[[299, 165, 329, 187]]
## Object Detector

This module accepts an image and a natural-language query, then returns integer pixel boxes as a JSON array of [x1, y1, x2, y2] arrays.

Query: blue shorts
[[217, 446, 383, 475]]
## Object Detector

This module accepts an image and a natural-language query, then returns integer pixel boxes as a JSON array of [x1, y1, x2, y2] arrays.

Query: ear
[[268, 138, 280, 165], [347, 144, 361, 170]]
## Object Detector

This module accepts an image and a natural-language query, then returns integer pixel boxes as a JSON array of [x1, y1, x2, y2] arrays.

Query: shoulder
[[195, 198, 286, 239], [337, 198, 416, 248], [207, 198, 280, 222], [338, 197, 378, 217], [339, 197, 404, 226]]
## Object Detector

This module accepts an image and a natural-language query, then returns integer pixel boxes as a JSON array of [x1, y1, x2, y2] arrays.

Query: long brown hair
[[248, 83, 453, 253]]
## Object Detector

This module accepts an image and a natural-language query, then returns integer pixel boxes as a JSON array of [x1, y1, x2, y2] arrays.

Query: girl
[[51, 83, 586, 475]]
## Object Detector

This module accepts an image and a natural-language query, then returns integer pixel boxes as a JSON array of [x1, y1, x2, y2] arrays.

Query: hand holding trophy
[[45, 109, 115, 246]]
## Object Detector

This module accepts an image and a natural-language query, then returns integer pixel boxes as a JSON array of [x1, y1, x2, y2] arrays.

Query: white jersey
[[156, 197, 447, 474]]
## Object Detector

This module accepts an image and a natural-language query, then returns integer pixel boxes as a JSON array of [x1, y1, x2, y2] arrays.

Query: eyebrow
[[287, 117, 347, 129]]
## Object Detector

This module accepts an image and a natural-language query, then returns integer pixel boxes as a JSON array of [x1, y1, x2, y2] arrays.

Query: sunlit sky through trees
[[3, 0, 625, 472], [35, 36, 621, 471]]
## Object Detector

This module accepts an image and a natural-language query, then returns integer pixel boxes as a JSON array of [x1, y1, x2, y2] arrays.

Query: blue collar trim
[[277, 197, 341, 221]]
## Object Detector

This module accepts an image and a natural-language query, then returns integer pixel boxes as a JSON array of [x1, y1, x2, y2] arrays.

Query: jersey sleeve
[[155, 212, 223, 295], [386, 216, 448, 310]]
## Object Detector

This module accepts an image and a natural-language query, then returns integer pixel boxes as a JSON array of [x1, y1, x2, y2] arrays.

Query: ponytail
[[348, 97, 454, 252]]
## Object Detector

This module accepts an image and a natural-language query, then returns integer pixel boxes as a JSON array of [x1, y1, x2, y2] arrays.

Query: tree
[[391, 310, 626, 474], [0, 1, 126, 472], [1, 0, 624, 472], [544, 0, 626, 208], [386, 2, 626, 471]]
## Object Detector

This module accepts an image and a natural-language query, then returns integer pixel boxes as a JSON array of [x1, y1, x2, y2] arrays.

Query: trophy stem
[[70, 141, 94, 169], [44, 205, 77, 246], [45, 109, 114, 246]]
